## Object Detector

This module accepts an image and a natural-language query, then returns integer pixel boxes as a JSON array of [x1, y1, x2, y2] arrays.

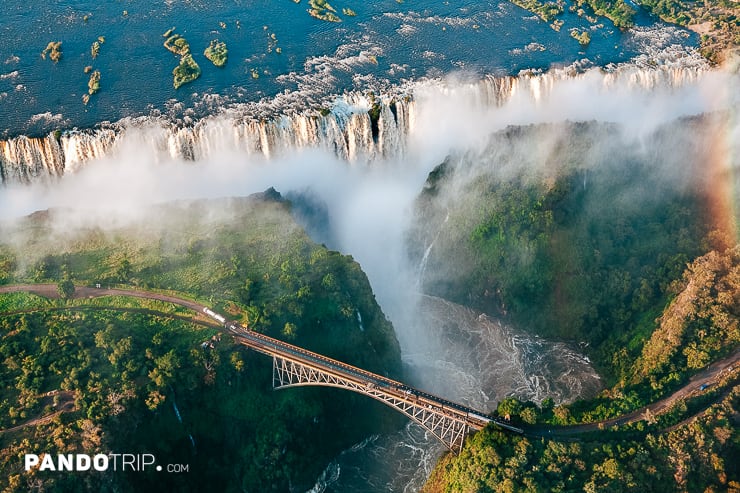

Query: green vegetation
[[87, 70, 101, 95], [0, 292, 50, 312], [635, 248, 740, 390], [309, 0, 342, 22], [508, 0, 632, 30], [163, 33, 191, 56], [40, 41, 62, 63], [83, 68, 101, 104], [343, 7, 357, 16], [84, 36, 105, 103], [90, 41, 101, 59], [422, 244, 740, 492], [0, 194, 402, 491], [489, 245, 740, 427], [414, 118, 739, 491], [510, 0, 565, 23], [425, 338, 740, 492], [508, 0, 738, 59], [570, 28, 592, 45], [204, 39, 228, 67], [163, 30, 201, 89], [635, 0, 739, 63], [56, 279, 75, 300], [412, 121, 720, 384], [173, 54, 201, 89], [424, 384, 739, 492], [572, 0, 635, 28]]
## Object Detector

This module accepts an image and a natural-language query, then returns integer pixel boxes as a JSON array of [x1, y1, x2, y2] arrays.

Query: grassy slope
[[411, 120, 739, 491], [422, 247, 740, 492], [0, 193, 402, 492]]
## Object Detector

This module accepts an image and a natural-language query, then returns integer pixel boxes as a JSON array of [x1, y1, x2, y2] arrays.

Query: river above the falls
[[0, 0, 697, 138]]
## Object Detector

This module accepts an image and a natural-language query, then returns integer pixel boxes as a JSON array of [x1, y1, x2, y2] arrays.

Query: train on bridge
[[201, 305, 524, 438]]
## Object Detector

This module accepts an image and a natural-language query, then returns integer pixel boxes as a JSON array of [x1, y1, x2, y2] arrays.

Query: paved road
[[527, 349, 740, 437], [0, 283, 205, 312], [0, 283, 503, 431], [2, 283, 737, 438]]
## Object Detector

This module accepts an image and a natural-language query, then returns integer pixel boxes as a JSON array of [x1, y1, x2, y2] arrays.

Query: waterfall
[[0, 63, 710, 186], [416, 211, 449, 289], [0, 135, 65, 184], [61, 129, 118, 173]]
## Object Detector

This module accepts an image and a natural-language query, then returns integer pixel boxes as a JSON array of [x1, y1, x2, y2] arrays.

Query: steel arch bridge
[[271, 355, 474, 452], [215, 314, 523, 454]]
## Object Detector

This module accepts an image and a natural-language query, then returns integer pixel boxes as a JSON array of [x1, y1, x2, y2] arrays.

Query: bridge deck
[[224, 321, 504, 431]]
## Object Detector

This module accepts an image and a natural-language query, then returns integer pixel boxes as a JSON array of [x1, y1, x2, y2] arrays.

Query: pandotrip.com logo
[[24, 453, 189, 473]]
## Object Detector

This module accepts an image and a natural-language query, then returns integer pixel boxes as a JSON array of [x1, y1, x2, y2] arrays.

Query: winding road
[[528, 350, 739, 437], [1, 283, 738, 439]]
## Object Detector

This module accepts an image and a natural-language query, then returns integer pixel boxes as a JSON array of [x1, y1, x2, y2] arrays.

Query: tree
[[498, 397, 523, 420], [283, 322, 297, 340], [116, 258, 132, 282], [520, 407, 537, 424], [57, 279, 75, 300]]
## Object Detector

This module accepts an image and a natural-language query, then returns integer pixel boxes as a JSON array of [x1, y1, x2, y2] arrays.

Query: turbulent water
[[1, 2, 738, 489], [0, 58, 737, 491], [310, 295, 601, 493], [0, 59, 714, 187], [0, 0, 696, 137]]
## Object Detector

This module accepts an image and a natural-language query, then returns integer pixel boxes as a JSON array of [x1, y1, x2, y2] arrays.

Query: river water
[[309, 294, 602, 492], [0, 2, 728, 492], [0, 0, 695, 137], [2, 57, 733, 490]]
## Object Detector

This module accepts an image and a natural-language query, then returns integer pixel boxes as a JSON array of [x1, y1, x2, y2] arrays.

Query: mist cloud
[[0, 63, 737, 397]]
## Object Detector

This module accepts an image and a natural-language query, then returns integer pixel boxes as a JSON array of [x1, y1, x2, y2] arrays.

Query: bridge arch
[[271, 355, 472, 452]]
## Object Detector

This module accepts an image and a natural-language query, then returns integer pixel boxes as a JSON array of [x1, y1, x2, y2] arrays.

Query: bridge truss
[[272, 355, 471, 453]]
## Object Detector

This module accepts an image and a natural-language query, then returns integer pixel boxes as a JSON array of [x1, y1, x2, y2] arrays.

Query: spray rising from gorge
[[0, 60, 737, 402], [0, 62, 732, 187], [1, 60, 738, 492]]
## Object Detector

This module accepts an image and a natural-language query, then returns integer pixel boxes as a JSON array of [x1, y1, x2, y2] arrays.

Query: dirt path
[[0, 391, 75, 435], [0, 305, 222, 328], [0, 283, 218, 325]]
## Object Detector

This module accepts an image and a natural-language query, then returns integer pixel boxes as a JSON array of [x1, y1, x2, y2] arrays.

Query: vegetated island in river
[[40, 41, 62, 63], [509, 0, 738, 61], [308, 0, 342, 22], [411, 119, 739, 491], [0, 191, 403, 492], [204, 40, 228, 67], [163, 29, 202, 89]]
